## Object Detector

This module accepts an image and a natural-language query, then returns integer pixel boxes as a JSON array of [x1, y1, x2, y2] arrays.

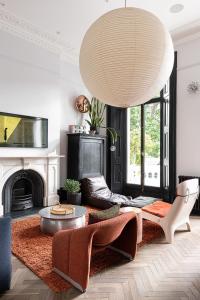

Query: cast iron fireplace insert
[[3, 169, 44, 215]]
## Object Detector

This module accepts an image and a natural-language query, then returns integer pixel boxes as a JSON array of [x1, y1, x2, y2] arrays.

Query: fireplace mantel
[[0, 155, 64, 216]]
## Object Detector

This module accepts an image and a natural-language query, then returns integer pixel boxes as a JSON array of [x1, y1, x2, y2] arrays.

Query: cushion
[[88, 204, 121, 224], [84, 176, 109, 193], [81, 176, 113, 209], [142, 200, 172, 218], [130, 196, 158, 208]]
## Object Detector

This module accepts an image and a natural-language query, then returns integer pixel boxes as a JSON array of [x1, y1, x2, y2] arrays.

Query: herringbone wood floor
[[1, 217, 200, 300]]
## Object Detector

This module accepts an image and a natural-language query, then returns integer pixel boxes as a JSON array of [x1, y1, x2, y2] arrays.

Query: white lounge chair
[[142, 179, 199, 243]]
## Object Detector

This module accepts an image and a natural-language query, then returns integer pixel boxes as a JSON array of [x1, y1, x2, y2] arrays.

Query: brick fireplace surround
[[0, 156, 63, 216]]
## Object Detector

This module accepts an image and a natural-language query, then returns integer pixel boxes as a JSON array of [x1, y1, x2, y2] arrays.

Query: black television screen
[[0, 112, 48, 148]]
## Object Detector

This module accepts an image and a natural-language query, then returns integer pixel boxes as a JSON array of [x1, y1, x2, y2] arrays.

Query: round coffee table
[[39, 205, 87, 234]]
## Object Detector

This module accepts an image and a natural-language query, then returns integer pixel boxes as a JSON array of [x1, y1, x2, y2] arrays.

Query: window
[[127, 106, 141, 185], [107, 53, 176, 199], [127, 96, 166, 189], [144, 102, 161, 187]]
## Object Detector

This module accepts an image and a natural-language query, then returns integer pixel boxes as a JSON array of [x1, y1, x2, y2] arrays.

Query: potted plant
[[86, 97, 105, 134], [64, 179, 81, 205], [86, 97, 118, 150]]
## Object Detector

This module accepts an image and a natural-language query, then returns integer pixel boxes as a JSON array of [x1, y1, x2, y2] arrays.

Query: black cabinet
[[67, 134, 106, 180]]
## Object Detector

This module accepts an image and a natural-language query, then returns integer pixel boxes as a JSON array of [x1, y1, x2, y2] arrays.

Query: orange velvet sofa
[[52, 211, 137, 292]]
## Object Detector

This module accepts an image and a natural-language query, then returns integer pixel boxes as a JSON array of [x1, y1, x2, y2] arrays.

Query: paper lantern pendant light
[[79, 7, 174, 107]]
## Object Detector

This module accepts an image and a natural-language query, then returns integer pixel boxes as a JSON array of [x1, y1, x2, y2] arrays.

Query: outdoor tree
[[129, 103, 160, 165]]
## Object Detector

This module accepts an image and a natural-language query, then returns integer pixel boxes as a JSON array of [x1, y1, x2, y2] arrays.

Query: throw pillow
[[88, 204, 120, 224]]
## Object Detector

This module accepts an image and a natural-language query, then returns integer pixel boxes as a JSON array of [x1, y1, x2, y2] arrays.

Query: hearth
[[3, 169, 44, 215]]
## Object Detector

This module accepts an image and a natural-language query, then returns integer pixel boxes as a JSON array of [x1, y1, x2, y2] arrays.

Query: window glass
[[144, 103, 160, 187], [127, 106, 141, 184]]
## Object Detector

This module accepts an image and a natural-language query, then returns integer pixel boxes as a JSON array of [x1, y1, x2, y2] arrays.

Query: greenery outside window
[[127, 94, 168, 191]]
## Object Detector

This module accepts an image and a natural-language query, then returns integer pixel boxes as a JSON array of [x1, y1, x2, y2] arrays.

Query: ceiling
[[1, 0, 200, 52]]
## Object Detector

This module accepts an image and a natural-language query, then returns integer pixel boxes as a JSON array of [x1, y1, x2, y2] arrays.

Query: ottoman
[[120, 207, 143, 243]]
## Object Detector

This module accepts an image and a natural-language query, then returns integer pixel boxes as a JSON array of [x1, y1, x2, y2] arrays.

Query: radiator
[[179, 175, 200, 215]]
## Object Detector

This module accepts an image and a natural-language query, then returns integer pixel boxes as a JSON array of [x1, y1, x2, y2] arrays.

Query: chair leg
[[186, 221, 191, 232], [162, 226, 175, 244]]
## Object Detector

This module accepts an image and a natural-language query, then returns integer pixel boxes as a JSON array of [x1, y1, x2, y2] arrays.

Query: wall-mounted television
[[0, 112, 48, 148]]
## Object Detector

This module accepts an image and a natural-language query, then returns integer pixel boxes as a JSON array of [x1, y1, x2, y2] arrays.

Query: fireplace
[[12, 177, 33, 211], [3, 169, 44, 214], [0, 156, 62, 217]]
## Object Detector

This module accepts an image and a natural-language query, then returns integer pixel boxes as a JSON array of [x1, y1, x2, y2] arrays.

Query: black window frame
[[125, 95, 166, 197], [107, 52, 177, 201]]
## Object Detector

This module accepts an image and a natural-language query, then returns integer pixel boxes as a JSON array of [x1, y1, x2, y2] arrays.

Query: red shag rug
[[12, 208, 163, 292]]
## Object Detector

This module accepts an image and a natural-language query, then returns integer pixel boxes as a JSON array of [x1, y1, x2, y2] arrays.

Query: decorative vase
[[89, 125, 97, 135], [89, 126, 100, 135], [95, 127, 100, 135], [110, 145, 116, 152], [89, 130, 96, 135], [67, 192, 82, 205]]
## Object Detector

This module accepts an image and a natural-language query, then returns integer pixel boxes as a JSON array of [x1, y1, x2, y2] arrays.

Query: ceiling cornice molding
[[2, 6, 200, 63], [171, 18, 200, 47], [0, 7, 78, 65]]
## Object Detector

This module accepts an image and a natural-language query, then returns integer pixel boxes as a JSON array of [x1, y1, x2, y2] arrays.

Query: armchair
[[0, 216, 11, 291], [81, 176, 156, 209], [52, 211, 137, 292], [142, 179, 199, 243]]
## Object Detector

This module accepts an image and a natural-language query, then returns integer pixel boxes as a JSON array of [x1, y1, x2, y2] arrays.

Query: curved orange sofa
[[52, 211, 137, 292]]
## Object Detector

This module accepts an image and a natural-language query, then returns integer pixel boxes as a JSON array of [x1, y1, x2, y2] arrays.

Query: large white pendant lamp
[[79, 6, 174, 107]]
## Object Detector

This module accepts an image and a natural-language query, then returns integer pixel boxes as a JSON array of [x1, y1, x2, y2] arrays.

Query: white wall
[[176, 38, 200, 177], [0, 30, 88, 186], [59, 61, 89, 184]]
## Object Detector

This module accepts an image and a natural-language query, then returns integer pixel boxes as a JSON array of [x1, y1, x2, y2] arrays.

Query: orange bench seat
[[142, 200, 172, 218]]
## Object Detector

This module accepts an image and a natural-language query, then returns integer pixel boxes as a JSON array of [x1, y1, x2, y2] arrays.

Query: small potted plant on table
[[64, 179, 81, 205]]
